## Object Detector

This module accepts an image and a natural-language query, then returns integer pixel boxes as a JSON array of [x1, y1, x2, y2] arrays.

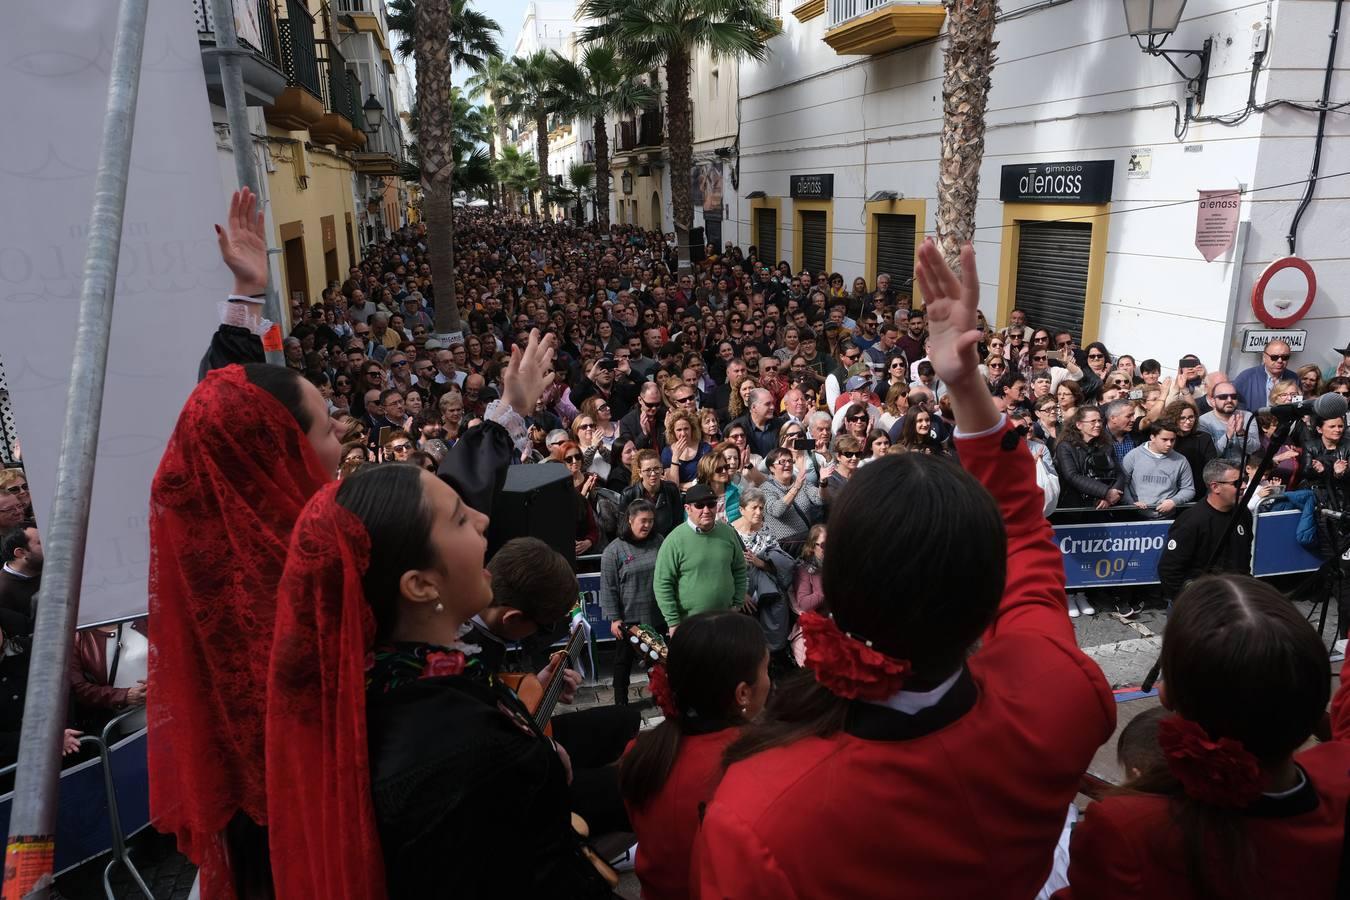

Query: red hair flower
[[1158, 715, 1263, 808], [648, 664, 679, 719], [422, 649, 468, 679], [799, 611, 911, 701]]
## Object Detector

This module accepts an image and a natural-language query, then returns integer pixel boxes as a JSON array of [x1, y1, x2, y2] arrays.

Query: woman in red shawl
[[148, 189, 343, 898]]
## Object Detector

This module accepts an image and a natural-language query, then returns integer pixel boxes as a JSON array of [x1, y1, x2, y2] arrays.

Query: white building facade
[[733, 0, 1349, 377]]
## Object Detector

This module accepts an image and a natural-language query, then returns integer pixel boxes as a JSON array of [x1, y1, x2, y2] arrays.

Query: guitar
[[498, 618, 588, 737], [626, 624, 668, 667]]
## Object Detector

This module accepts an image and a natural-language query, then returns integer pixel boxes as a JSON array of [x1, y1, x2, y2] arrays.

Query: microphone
[[1259, 392, 1348, 421], [1319, 508, 1350, 521]]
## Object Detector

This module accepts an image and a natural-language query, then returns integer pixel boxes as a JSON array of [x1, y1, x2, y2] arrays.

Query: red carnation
[[1158, 715, 1263, 808], [648, 664, 679, 720], [421, 650, 468, 679], [799, 612, 911, 701]]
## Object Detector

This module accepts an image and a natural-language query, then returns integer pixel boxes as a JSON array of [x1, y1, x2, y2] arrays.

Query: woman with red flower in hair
[[1056, 574, 1350, 899], [618, 611, 769, 900], [695, 240, 1116, 897]]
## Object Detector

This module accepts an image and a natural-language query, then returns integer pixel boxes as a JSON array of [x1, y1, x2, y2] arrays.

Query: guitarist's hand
[[539, 656, 582, 705]]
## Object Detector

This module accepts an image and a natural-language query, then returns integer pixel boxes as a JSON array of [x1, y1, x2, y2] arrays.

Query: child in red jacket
[[619, 611, 769, 900], [695, 241, 1116, 898], [1057, 575, 1350, 899]]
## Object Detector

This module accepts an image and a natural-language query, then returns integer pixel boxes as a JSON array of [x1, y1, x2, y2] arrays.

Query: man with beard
[[0, 524, 42, 633]]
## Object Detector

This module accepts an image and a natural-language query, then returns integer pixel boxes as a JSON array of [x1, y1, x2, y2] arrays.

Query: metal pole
[[2, 0, 149, 894], [205, 0, 286, 364]]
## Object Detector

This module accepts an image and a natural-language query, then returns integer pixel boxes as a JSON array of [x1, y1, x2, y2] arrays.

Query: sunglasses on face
[[1213, 393, 1238, 401], [388, 442, 412, 453], [1033, 355, 1048, 362], [838, 451, 861, 459], [565, 455, 584, 464], [847, 414, 868, 423], [688, 499, 717, 510], [1266, 353, 1290, 362], [4, 485, 27, 494], [576, 422, 596, 430]]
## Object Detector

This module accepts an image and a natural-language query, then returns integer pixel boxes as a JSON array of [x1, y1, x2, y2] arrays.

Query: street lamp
[[362, 93, 385, 135], [621, 170, 633, 195], [1122, 0, 1211, 105]]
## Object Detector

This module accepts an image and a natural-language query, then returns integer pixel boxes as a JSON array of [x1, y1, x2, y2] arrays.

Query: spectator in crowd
[[731, 389, 786, 457], [696, 443, 741, 523], [0, 470, 32, 521], [1055, 407, 1125, 510], [723, 422, 765, 486], [1121, 419, 1195, 517], [1197, 382, 1259, 463], [862, 428, 891, 464], [893, 407, 945, 455], [1164, 400, 1216, 496], [556, 441, 600, 557], [601, 500, 666, 706], [69, 618, 148, 733], [1231, 339, 1298, 410], [619, 612, 768, 900], [661, 410, 709, 489], [620, 382, 667, 451], [760, 447, 824, 549], [1157, 459, 1252, 603], [730, 487, 795, 670], [620, 449, 683, 538], [653, 485, 748, 633], [0, 524, 41, 633], [1102, 398, 1140, 465], [0, 493, 24, 532]]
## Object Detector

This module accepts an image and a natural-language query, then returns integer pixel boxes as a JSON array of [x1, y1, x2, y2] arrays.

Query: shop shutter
[[756, 208, 777, 265], [1014, 221, 1092, 341], [800, 210, 826, 275], [704, 210, 722, 250], [874, 214, 916, 296]]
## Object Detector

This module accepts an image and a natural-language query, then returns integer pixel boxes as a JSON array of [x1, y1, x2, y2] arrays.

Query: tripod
[[1295, 504, 1350, 644]]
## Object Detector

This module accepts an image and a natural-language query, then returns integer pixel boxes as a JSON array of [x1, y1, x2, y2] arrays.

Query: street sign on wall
[[1242, 330, 1306, 353]]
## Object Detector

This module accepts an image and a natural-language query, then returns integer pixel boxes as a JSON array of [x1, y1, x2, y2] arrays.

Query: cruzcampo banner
[[1054, 520, 1172, 590]]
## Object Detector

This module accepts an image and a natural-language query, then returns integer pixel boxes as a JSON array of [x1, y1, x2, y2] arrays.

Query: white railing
[[826, 0, 939, 29]]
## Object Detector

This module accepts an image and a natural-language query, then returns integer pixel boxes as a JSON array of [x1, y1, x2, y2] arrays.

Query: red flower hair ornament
[[799, 611, 911, 701], [648, 664, 680, 720], [1157, 715, 1264, 808]]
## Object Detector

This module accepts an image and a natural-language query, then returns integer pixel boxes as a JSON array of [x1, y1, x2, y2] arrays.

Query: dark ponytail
[[243, 363, 313, 431], [618, 612, 766, 811], [1118, 575, 1329, 898]]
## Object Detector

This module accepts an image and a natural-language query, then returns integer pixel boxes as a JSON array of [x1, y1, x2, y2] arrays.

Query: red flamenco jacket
[[695, 419, 1116, 898], [625, 727, 741, 900], [1055, 664, 1350, 899]]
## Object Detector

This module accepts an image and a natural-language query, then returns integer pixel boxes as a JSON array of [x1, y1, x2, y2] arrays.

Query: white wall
[[734, 0, 1349, 376]]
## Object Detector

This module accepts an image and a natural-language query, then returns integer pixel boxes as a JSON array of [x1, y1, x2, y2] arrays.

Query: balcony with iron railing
[[354, 118, 406, 177], [193, 0, 287, 106], [823, 0, 945, 55], [333, 0, 390, 42], [264, 0, 325, 130], [614, 108, 664, 155], [313, 42, 366, 149]]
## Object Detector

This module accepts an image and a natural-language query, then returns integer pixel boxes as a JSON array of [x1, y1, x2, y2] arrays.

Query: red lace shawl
[[266, 482, 386, 899], [147, 365, 331, 898]]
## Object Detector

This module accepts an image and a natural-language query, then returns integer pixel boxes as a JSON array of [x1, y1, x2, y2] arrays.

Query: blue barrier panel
[[0, 729, 148, 874], [1251, 508, 1324, 577], [578, 572, 613, 642], [1054, 520, 1172, 590]]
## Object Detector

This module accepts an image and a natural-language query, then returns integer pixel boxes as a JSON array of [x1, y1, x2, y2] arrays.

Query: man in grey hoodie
[[1122, 419, 1196, 518]]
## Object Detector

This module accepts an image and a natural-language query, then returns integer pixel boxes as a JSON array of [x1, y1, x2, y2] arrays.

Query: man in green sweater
[[654, 484, 748, 632]]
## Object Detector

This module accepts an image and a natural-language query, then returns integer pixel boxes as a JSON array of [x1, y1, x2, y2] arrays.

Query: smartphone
[[597, 358, 618, 371], [378, 426, 394, 449], [1128, 389, 1144, 400], [792, 437, 813, 451]]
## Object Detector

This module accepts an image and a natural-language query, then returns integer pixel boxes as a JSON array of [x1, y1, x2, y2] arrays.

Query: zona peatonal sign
[[790, 174, 834, 200], [999, 160, 1115, 204]]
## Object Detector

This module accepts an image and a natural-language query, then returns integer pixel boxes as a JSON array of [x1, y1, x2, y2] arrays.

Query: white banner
[[0, 0, 230, 624]]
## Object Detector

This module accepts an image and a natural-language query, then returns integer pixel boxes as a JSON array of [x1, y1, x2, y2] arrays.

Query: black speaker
[[689, 226, 706, 262], [487, 463, 577, 568]]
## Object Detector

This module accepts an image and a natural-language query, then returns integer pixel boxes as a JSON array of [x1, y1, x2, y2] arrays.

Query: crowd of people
[[98, 185, 1346, 899]]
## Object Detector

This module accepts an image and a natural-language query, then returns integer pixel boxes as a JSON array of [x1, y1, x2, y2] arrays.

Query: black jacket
[[618, 406, 667, 452], [619, 480, 684, 538], [1157, 501, 1253, 600], [1054, 439, 1125, 509], [366, 674, 611, 899], [1174, 431, 1217, 497]]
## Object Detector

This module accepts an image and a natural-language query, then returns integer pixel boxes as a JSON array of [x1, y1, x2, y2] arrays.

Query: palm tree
[[546, 46, 658, 231], [580, 0, 779, 270], [936, 0, 998, 273], [493, 146, 541, 218], [389, 0, 501, 333], [464, 54, 516, 185], [501, 51, 558, 213], [567, 162, 596, 223]]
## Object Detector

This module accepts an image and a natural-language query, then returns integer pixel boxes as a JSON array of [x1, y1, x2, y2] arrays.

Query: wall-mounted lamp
[[621, 170, 634, 195], [745, 190, 767, 199], [867, 190, 900, 202], [1123, 0, 1211, 106]]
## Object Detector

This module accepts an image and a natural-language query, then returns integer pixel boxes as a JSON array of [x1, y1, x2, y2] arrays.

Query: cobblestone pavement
[[77, 587, 1341, 899]]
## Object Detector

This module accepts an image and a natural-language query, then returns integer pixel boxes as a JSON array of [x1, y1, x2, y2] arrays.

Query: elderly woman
[[760, 447, 824, 552], [555, 440, 600, 556], [600, 499, 666, 706], [697, 441, 742, 523], [821, 434, 863, 515], [730, 488, 795, 665], [660, 410, 709, 488]]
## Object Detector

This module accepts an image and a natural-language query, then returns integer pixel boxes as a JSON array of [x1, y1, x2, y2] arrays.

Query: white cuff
[[485, 400, 530, 453], [953, 414, 1007, 441]]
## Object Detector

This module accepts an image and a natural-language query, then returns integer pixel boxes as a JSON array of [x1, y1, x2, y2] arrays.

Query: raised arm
[[914, 240, 1071, 642]]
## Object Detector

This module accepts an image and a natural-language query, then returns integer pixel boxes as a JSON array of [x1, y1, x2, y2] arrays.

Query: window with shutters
[[756, 208, 778, 265], [1013, 221, 1092, 341], [799, 210, 826, 275], [874, 214, 916, 295]]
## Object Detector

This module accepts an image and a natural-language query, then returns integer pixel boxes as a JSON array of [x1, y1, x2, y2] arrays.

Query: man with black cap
[[652, 484, 748, 635], [1328, 343, 1350, 381]]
